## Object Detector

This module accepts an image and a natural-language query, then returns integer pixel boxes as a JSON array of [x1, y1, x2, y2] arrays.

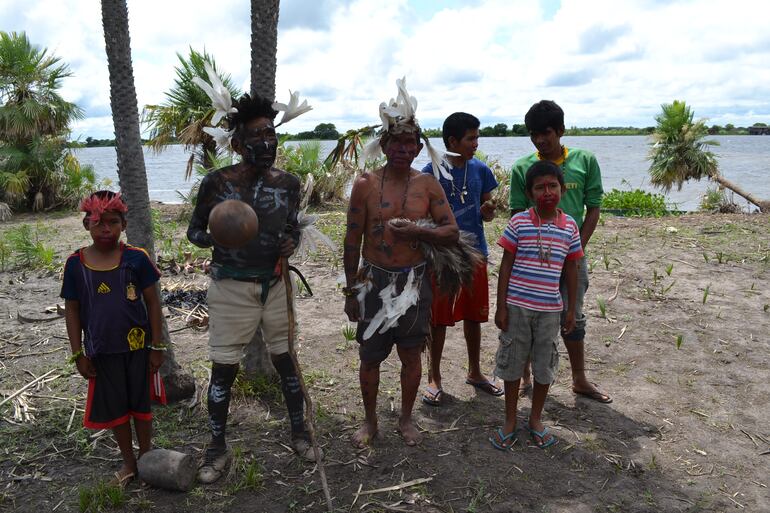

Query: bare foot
[[397, 418, 423, 446], [351, 422, 378, 449]]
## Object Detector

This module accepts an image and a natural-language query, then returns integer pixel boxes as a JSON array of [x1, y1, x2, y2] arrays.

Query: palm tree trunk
[[713, 175, 770, 213], [250, 0, 279, 100], [101, 0, 194, 401], [242, 0, 281, 381]]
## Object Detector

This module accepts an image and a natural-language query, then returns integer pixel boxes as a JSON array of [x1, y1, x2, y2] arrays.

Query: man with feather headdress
[[343, 78, 459, 447], [186, 65, 317, 483]]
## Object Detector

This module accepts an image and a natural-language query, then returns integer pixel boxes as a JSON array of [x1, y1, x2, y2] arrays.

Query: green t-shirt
[[508, 147, 603, 229]]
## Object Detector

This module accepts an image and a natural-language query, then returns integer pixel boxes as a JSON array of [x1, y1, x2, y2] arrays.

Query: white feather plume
[[273, 90, 313, 126], [294, 211, 337, 262], [377, 268, 419, 333], [192, 62, 236, 126], [425, 139, 455, 181], [360, 138, 383, 168], [202, 126, 233, 151], [362, 280, 397, 340]]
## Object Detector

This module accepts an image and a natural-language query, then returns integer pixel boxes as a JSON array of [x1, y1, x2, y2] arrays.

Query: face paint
[[243, 140, 277, 167]]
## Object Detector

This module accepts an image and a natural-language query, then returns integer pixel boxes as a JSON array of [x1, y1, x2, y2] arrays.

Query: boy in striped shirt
[[490, 161, 583, 449]]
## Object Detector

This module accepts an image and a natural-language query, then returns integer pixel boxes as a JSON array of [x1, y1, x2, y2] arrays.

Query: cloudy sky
[[3, 0, 770, 140]]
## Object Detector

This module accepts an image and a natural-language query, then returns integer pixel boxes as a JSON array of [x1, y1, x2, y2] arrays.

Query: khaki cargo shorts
[[494, 304, 560, 384]]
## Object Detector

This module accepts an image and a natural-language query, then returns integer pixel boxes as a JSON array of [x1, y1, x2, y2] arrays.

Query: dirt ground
[[1, 206, 768, 513]]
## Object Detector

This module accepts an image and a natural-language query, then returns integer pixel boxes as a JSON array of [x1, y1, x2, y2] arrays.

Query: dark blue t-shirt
[[422, 157, 498, 256], [60, 243, 161, 357]]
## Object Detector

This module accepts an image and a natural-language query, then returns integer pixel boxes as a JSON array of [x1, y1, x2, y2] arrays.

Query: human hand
[[480, 200, 496, 221], [280, 237, 296, 257], [344, 295, 360, 322], [76, 355, 97, 379], [494, 307, 508, 331], [562, 311, 576, 335], [149, 349, 165, 374], [388, 219, 420, 241]]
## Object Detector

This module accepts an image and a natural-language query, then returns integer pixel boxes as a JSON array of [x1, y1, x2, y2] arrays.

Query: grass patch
[[233, 373, 283, 403], [78, 480, 126, 512]]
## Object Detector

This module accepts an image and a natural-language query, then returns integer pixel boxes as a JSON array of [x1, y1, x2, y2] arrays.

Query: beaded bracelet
[[148, 344, 168, 351], [68, 349, 84, 364], [341, 286, 355, 297]]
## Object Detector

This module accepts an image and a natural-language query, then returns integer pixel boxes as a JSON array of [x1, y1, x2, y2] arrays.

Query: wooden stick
[[359, 477, 433, 496], [0, 369, 56, 407], [281, 257, 333, 512]]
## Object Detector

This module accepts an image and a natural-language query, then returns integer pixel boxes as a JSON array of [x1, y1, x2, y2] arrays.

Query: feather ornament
[[202, 126, 233, 151], [192, 62, 237, 126], [388, 218, 483, 297], [273, 90, 313, 127], [294, 211, 337, 262], [424, 139, 455, 181], [378, 268, 419, 333], [359, 138, 383, 168]]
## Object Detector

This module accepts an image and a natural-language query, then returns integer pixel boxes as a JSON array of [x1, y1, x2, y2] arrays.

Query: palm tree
[[648, 100, 769, 212], [243, 0, 281, 379], [101, 0, 194, 400], [0, 31, 88, 210], [0, 32, 82, 144], [142, 49, 241, 179], [250, 0, 279, 100]]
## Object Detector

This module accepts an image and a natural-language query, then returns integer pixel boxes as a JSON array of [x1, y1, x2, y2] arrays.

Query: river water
[[74, 135, 770, 211]]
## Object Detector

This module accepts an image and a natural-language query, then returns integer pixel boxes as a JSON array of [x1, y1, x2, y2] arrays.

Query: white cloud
[[3, 0, 769, 138]]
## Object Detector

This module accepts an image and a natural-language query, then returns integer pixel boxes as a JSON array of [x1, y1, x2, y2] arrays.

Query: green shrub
[[3, 224, 55, 268], [602, 188, 668, 217]]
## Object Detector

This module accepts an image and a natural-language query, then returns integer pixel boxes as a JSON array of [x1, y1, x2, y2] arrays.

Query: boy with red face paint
[[508, 100, 610, 404], [61, 191, 165, 487], [492, 162, 582, 449]]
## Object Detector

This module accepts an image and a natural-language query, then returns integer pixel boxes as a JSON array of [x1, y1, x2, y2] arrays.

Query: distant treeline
[[69, 122, 769, 147]]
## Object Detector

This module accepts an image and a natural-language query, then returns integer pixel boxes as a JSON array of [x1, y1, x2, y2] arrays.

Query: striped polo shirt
[[497, 208, 584, 312]]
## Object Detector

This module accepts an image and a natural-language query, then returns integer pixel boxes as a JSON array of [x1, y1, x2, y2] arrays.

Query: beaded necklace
[[449, 161, 468, 204], [532, 207, 554, 266], [372, 167, 411, 257]]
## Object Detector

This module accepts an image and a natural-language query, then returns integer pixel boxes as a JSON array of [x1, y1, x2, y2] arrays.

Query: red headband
[[79, 193, 128, 223]]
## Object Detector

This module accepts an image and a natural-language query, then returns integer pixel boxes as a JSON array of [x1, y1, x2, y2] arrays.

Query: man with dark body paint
[[187, 94, 318, 484], [343, 82, 459, 447]]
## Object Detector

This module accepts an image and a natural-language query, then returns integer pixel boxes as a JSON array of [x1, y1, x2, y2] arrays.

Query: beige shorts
[[494, 304, 560, 384], [207, 277, 294, 364]]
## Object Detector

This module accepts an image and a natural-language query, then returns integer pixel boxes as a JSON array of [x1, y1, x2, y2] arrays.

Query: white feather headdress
[[361, 77, 456, 181], [193, 65, 312, 152]]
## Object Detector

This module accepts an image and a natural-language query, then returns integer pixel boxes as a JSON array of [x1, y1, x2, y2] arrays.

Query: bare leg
[[528, 380, 555, 446], [396, 345, 423, 446], [425, 325, 446, 402], [566, 339, 611, 403], [352, 360, 380, 448], [112, 422, 137, 480], [520, 358, 533, 395], [133, 418, 152, 459], [464, 320, 486, 382]]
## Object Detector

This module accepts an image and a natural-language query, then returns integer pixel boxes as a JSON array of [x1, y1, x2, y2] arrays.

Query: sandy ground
[[1, 206, 769, 513]]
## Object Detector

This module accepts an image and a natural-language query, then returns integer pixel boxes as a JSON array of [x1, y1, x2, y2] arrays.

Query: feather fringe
[[361, 268, 420, 340], [389, 218, 483, 297]]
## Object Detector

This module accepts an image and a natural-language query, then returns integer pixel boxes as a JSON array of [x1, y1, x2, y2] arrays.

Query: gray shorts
[[560, 255, 588, 342], [495, 304, 560, 384], [356, 261, 431, 363]]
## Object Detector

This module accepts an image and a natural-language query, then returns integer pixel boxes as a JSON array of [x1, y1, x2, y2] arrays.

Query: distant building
[[748, 126, 770, 135]]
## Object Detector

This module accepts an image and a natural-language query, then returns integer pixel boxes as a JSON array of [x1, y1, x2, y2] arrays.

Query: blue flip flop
[[489, 427, 517, 451], [527, 425, 558, 449]]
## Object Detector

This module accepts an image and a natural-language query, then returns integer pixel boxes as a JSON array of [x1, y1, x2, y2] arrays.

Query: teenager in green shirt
[[508, 100, 611, 403]]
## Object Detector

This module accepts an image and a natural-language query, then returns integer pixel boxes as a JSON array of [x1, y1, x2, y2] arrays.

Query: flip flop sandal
[[421, 386, 443, 406], [110, 470, 135, 489], [466, 378, 504, 397], [527, 425, 558, 449], [489, 427, 517, 451]]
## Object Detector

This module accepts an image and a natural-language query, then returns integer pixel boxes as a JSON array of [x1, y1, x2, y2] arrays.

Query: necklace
[[450, 161, 468, 204], [533, 208, 553, 265], [537, 145, 568, 166], [373, 167, 411, 257]]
